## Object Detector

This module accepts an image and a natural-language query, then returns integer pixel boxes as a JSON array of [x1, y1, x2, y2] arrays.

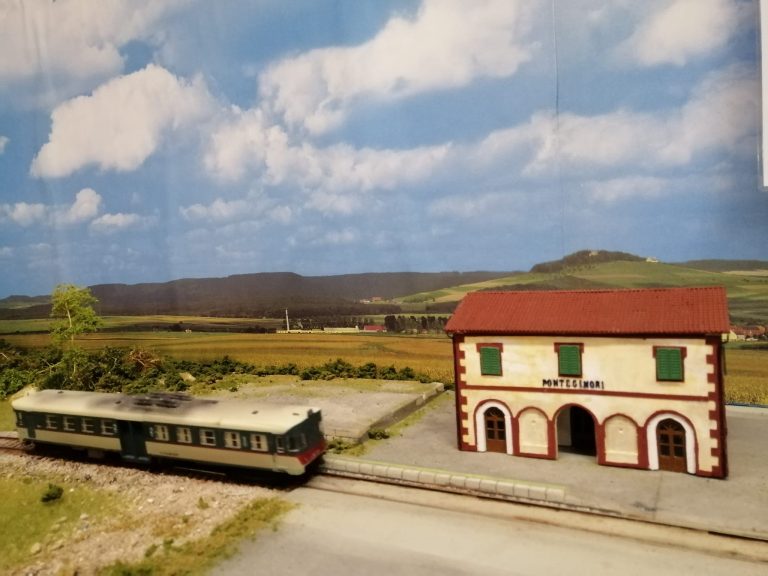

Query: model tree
[[50, 283, 102, 347]]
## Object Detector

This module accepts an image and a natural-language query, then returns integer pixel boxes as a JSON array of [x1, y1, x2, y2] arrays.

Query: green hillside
[[677, 259, 768, 273], [398, 261, 768, 325]]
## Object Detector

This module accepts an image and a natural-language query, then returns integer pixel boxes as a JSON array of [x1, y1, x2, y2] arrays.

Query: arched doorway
[[484, 407, 507, 453], [557, 406, 596, 456], [657, 419, 687, 472]]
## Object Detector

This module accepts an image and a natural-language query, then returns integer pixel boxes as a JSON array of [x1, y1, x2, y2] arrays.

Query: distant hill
[[0, 271, 513, 319], [398, 257, 768, 325], [0, 295, 50, 310], [3, 253, 767, 324], [530, 249, 645, 273]]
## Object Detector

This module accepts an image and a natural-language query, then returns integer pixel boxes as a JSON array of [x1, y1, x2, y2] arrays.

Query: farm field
[[1, 328, 766, 404], [1, 331, 456, 384]]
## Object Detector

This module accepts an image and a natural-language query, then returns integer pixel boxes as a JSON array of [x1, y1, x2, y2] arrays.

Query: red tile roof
[[445, 286, 729, 336]]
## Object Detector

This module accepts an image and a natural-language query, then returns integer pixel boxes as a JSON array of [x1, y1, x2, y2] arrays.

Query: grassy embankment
[[0, 470, 290, 575], [0, 477, 117, 573], [101, 498, 291, 576]]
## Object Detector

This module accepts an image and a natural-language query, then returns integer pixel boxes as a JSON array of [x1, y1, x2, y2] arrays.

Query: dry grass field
[[1, 331, 457, 384], [725, 348, 768, 405], [2, 331, 766, 404]]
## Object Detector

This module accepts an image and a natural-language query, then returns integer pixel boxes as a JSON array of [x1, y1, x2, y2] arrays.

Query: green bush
[[326, 438, 356, 453], [0, 368, 31, 399], [368, 428, 390, 440], [41, 483, 64, 503]]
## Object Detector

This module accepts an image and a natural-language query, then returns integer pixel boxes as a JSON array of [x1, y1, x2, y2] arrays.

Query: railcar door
[[118, 421, 149, 462]]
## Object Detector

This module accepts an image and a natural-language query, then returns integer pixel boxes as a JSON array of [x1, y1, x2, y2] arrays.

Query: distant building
[[729, 325, 766, 341], [445, 286, 730, 478], [322, 327, 360, 334]]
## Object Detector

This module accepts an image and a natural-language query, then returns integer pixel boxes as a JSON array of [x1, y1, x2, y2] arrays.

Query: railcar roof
[[12, 390, 320, 434]]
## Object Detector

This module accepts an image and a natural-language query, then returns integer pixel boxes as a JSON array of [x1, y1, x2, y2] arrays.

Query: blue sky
[[0, 0, 765, 297]]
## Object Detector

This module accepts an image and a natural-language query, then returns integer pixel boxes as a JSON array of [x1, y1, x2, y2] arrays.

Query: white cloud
[[0, 246, 13, 258], [499, 64, 758, 176], [275, 142, 450, 194], [1, 202, 47, 226], [204, 111, 451, 214], [203, 108, 280, 182], [670, 63, 758, 161], [0, 135, 8, 153], [429, 190, 532, 222], [0, 0, 188, 85], [89, 212, 143, 234], [31, 64, 214, 178], [1, 187, 102, 227], [205, 58, 757, 219], [54, 188, 102, 225], [259, 0, 536, 134], [181, 198, 254, 223], [616, 0, 749, 67], [584, 176, 667, 203], [180, 190, 280, 225], [313, 228, 358, 246]]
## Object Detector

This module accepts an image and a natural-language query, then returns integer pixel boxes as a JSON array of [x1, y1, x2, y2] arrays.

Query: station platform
[[325, 393, 768, 543]]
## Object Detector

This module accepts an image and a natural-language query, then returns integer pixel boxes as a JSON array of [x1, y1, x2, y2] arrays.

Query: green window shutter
[[558, 345, 581, 376], [657, 348, 683, 381], [480, 347, 502, 376]]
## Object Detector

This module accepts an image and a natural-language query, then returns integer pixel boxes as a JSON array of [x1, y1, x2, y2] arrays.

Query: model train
[[12, 389, 325, 476]]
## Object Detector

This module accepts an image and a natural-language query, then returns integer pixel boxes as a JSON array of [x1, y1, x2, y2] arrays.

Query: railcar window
[[287, 434, 307, 452], [250, 433, 267, 451], [101, 420, 117, 435], [45, 415, 58, 430], [224, 431, 241, 449], [63, 416, 76, 432], [200, 429, 216, 446], [82, 418, 95, 434], [177, 427, 193, 444], [275, 437, 285, 453], [15, 412, 25, 427], [154, 425, 170, 441]]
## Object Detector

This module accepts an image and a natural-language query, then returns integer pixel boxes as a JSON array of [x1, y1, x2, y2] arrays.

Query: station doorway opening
[[557, 406, 596, 456]]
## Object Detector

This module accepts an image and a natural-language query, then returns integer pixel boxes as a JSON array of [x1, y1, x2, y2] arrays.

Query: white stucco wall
[[456, 334, 722, 475]]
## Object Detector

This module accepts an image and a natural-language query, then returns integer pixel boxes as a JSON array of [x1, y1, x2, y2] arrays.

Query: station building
[[444, 286, 730, 478]]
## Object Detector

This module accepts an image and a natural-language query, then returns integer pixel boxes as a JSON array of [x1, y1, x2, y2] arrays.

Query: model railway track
[[0, 431, 24, 452]]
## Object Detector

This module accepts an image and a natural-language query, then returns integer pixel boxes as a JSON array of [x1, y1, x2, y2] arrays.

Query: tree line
[[383, 315, 448, 333]]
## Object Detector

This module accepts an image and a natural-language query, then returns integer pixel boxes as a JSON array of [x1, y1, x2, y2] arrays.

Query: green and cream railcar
[[12, 390, 325, 476]]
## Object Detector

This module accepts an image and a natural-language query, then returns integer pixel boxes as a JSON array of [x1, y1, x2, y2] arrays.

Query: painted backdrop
[[0, 0, 764, 297]]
